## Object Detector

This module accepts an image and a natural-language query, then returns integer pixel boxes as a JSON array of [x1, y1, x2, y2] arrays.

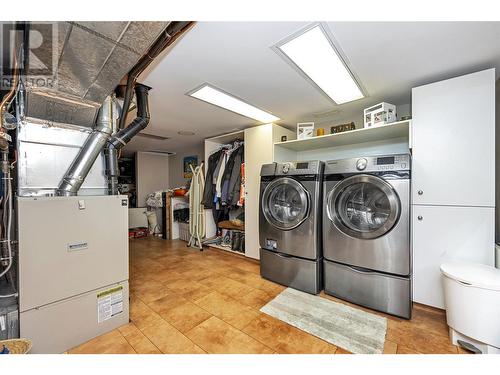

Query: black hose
[[106, 84, 151, 194]]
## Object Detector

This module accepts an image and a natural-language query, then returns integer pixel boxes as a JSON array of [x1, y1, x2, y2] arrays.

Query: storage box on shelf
[[273, 120, 411, 162]]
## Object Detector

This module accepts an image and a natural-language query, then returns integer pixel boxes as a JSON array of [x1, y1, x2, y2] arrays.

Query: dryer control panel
[[275, 160, 323, 176], [325, 154, 411, 174]]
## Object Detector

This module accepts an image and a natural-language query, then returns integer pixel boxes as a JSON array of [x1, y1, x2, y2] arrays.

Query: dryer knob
[[282, 163, 290, 174], [356, 158, 367, 171]]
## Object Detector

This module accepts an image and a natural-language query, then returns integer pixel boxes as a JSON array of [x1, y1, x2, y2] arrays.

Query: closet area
[[203, 133, 246, 254], [203, 123, 294, 259]]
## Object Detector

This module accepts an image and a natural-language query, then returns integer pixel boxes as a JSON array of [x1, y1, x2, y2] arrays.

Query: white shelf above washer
[[274, 120, 411, 152]]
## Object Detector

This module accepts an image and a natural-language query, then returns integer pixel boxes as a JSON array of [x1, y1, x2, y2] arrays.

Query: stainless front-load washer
[[323, 154, 412, 318], [259, 161, 323, 294]]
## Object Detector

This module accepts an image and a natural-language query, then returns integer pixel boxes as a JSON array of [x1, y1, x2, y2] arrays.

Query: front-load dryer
[[259, 161, 324, 294], [322, 154, 412, 318]]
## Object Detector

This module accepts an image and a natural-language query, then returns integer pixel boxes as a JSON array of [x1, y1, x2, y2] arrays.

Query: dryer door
[[262, 177, 310, 231], [326, 174, 401, 240]]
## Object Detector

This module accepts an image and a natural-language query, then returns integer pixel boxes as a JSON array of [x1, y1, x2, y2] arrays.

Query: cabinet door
[[244, 124, 274, 259], [412, 69, 495, 207], [413, 205, 495, 309]]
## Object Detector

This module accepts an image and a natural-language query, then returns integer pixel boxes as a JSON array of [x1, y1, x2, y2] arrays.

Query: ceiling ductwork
[[52, 21, 194, 196], [24, 21, 170, 127]]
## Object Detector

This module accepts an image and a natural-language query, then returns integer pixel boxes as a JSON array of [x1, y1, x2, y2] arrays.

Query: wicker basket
[[0, 338, 32, 354], [178, 222, 190, 242]]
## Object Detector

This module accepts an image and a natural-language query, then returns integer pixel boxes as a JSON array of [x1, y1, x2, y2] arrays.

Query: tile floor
[[69, 237, 468, 354]]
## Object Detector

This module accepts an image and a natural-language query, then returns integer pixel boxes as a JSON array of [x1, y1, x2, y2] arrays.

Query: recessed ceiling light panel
[[276, 24, 365, 105], [188, 84, 280, 123]]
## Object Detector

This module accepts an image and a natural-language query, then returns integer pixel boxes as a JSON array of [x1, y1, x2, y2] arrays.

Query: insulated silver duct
[[24, 22, 169, 128], [56, 96, 116, 196]]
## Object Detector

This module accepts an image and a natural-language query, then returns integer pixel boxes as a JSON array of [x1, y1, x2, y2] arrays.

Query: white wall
[[168, 143, 205, 188], [496, 78, 500, 245], [135, 152, 170, 207]]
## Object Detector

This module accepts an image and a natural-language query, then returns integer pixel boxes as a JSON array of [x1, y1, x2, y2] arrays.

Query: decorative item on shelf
[[401, 115, 412, 121], [281, 135, 287, 142], [316, 128, 325, 136], [173, 188, 187, 196], [364, 102, 396, 128], [183, 155, 198, 178], [330, 122, 355, 134], [297, 122, 315, 140]]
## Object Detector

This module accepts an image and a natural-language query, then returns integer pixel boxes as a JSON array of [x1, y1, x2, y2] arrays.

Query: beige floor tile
[[383, 340, 398, 354], [131, 279, 171, 303], [141, 320, 206, 354], [164, 279, 213, 302], [83, 237, 460, 355], [180, 267, 221, 281], [159, 300, 212, 333], [386, 319, 458, 354], [119, 323, 161, 354], [397, 345, 422, 354], [334, 347, 353, 354], [129, 298, 164, 331], [199, 275, 255, 300], [236, 289, 274, 310], [147, 293, 188, 315], [194, 291, 259, 330], [243, 313, 336, 354], [69, 330, 136, 354], [186, 316, 273, 354], [150, 269, 185, 284]]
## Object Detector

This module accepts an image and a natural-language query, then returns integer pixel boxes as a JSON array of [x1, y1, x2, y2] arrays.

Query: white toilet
[[441, 262, 500, 354]]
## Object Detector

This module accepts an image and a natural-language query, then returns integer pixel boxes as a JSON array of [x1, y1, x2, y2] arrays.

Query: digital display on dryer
[[376, 157, 395, 165], [296, 162, 309, 169]]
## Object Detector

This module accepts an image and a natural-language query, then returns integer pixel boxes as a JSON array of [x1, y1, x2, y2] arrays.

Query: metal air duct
[[56, 95, 116, 196], [53, 21, 194, 196], [106, 83, 151, 195]]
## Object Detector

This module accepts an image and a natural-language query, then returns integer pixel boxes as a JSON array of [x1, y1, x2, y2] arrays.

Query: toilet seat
[[440, 262, 500, 291]]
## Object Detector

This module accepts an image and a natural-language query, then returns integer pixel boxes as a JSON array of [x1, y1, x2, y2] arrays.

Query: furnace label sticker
[[97, 286, 124, 323]]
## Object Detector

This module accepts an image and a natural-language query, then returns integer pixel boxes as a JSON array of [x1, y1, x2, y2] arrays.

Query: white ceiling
[[124, 21, 500, 155]]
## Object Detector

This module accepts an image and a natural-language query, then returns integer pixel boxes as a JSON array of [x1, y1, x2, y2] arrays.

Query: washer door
[[262, 177, 310, 231], [327, 174, 401, 239]]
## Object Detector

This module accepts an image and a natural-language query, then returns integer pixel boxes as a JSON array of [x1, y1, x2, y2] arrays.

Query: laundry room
[[2, 1, 500, 373]]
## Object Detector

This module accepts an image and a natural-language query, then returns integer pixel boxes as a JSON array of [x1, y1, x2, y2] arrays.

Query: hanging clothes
[[222, 144, 244, 207], [238, 162, 245, 206], [215, 151, 227, 199], [202, 149, 223, 209], [202, 140, 245, 236]]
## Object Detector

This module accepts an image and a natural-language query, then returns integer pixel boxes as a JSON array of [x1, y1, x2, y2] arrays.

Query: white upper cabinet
[[412, 69, 495, 207]]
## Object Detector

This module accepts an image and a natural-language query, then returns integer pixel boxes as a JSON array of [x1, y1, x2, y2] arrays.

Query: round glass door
[[262, 177, 310, 230], [327, 174, 401, 239]]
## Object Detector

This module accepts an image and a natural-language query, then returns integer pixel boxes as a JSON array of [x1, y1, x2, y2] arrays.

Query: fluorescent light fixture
[[277, 24, 364, 104], [188, 84, 280, 123]]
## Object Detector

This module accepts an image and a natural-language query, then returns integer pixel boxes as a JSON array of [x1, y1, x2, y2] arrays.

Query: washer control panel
[[325, 154, 410, 174], [275, 160, 323, 176]]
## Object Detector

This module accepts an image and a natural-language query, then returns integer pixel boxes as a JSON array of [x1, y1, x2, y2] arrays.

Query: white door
[[412, 205, 495, 309], [411, 68, 495, 207], [244, 124, 274, 259]]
